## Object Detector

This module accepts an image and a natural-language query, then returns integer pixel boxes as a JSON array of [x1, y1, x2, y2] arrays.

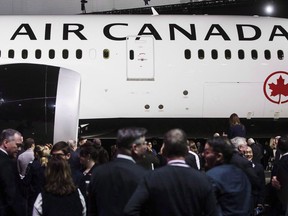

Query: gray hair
[[67, 140, 77, 148], [0, 128, 21, 144], [230, 137, 247, 150]]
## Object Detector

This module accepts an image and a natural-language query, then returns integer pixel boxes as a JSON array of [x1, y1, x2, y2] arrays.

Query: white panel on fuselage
[[126, 36, 155, 81], [203, 82, 265, 118]]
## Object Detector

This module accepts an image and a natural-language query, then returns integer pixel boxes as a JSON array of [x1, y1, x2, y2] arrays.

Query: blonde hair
[[34, 145, 51, 167]]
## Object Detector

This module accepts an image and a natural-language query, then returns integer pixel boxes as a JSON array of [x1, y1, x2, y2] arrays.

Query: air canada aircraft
[[0, 14, 288, 143]]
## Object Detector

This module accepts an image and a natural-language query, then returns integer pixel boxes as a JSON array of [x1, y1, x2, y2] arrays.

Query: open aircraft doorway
[[0, 64, 80, 144]]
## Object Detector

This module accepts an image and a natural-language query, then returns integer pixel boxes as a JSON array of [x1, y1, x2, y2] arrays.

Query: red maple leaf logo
[[268, 75, 288, 103]]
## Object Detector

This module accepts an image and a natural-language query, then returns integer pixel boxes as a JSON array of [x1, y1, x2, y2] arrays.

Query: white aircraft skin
[[0, 15, 287, 141]]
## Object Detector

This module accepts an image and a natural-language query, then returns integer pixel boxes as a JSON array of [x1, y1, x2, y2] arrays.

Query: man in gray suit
[[88, 127, 147, 216], [124, 128, 218, 216]]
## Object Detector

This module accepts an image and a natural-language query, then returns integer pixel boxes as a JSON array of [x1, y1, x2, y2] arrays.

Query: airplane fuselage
[[0, 15, 287, 142]]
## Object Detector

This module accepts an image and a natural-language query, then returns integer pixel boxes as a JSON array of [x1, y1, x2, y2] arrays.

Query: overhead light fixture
[[265, 3, 274, 15]]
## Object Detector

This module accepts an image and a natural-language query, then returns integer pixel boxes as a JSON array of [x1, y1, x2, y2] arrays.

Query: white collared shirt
[[0, 147, 8, 155], [117, 154, 136, 163], [168, 159, 190, 168]]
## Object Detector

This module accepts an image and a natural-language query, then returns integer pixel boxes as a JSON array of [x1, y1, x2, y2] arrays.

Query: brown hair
[[44, 158, 76, 195], [229, 113, 241, 126]]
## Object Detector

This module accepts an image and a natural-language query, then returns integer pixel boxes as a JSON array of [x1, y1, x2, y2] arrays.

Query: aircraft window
[[225, 49, 231, 59], [251, 50, 258, 60], [35, 49, 42, 59], [198, 49, 205, 60], [8, 50, 15, 59], [49, 49, 55, 59], [264, 50, 271, 60], [0, 50, 1, 57], [129, 50, 134, 60], [76, 49, 82, 59], [238, 50, 245, 60], [211, 49, 218, 60], [62, 49, 69, 59], [184, 49, 191, 59], [103, 49, 110, 59], [22, 49, 28, 59], [277, 50, 284, 60]]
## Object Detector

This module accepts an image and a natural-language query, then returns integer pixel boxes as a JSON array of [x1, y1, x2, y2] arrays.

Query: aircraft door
[[126, 36, 155, 81]]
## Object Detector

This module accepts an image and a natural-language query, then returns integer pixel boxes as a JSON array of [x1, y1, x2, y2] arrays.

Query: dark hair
[[51, 141, 71, 155], [45, 157, 76, 195], [277, 135, 288, 154], [116, 127, 147, 149], [24, 138, 35, 150], [162, 129, 188, 158], [79, 142, 99, 162], [0, 128, 19, 144], [206, 137, 234, 164]]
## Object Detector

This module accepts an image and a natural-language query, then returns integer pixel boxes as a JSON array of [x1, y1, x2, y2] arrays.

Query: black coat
[[88, 157, 146, 216], [0, 150, 26, 216], [124, 163, 218, 216]]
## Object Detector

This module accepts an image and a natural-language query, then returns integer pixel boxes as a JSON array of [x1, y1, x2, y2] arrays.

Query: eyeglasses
[[51, 153, 66, 158]]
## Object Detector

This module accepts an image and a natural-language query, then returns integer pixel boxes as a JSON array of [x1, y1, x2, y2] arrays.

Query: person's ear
[[131, 143, 137, 153], [216, 152, 224, 163]]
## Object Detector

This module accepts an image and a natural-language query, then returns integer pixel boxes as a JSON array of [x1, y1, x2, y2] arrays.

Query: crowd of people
[[0, 113, 287, 216]]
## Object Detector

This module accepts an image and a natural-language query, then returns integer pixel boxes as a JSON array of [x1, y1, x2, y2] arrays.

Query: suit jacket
[[185, 152, 198, 170], [230, 152, 261, 192], [207, 164, 252, 216], [88, 157, 146, 216], [0, 150, 25, 216], [124, 162, 218, 216], [273, 154, 288, 208]]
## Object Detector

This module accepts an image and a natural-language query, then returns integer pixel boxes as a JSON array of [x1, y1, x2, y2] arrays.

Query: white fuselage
[[0, 15, 287, 141]]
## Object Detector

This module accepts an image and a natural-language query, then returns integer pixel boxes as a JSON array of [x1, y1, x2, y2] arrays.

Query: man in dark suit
[[124, 129, 218, 216], [88, 127, 147, 216], [0, 128, 26, 216], [271, 135, 288, 215]]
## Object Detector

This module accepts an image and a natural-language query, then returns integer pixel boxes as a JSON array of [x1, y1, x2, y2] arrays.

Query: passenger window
[[225, 49, 231, 60], [62, 49, 69, 59], [8, 50, 15, 59], [184, 49, 191, 59], [264, 50, 271, 60], [49, 49, 55, 59], [0, 50, 2, 58], [129, 50, 134, 60], [103, 49, 110, 59], [238, 50, 245, 60], [76, 49, 82, 59], [22, 49, 28, 59], [251, 50, 258, 60], [35, 49, 42, 59], [211, 49, 218, 60], [277, 50, 284, 60], [198, 49, 205, 60]]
